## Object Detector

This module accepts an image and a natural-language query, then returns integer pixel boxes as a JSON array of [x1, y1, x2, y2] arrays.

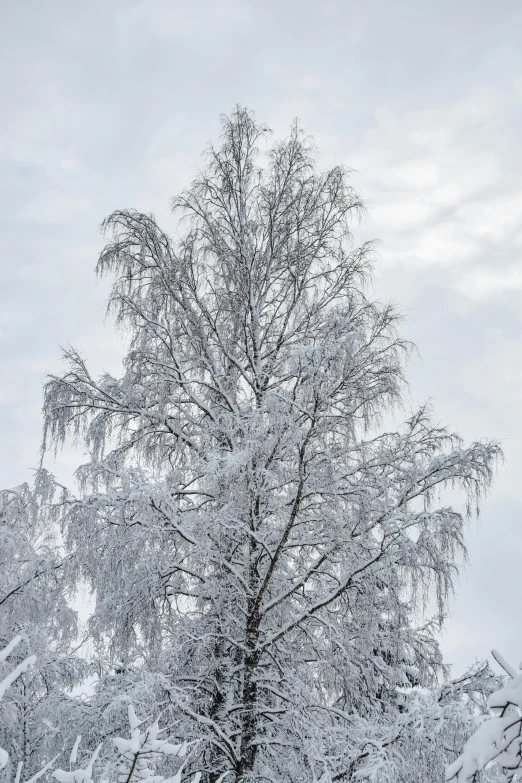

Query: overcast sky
[[2, 0, 522, 676]]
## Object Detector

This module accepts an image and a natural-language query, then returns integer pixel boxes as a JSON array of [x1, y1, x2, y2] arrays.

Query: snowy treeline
[[0, 107, 505, 781]]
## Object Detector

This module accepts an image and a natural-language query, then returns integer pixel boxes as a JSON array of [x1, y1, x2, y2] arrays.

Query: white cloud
[[371, 200, 436, 230], [115, 0, 254, 46], [327, 84, 522, 304], [22, 194, 90, 223], [456, 265, 522, 298]]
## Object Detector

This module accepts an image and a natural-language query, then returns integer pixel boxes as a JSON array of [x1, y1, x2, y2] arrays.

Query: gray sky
[[2, 0, 522, 676]]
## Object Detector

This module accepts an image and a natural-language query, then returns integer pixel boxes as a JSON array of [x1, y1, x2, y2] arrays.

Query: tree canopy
[[0, 107, 502, 783]]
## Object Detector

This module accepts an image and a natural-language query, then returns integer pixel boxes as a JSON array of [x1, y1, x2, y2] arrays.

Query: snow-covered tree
[[0, 479, 84, 781], [388, 660, 504, 783], [447, 650, 522, 783], [41, 107, 500, 782], [0, 636, 37, 775], [0, 637, 200, 783], [50, 704, 200, 783]]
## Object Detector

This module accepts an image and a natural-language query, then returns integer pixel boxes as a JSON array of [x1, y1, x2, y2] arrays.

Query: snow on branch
[[0, 636, 36, 769], [447, 651, 522, 782], [0, 638, 202, 783], [52, 704, 198, 783]]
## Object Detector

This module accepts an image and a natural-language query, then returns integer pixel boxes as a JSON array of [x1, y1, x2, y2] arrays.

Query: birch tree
[[42, 107, 500, 782]]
